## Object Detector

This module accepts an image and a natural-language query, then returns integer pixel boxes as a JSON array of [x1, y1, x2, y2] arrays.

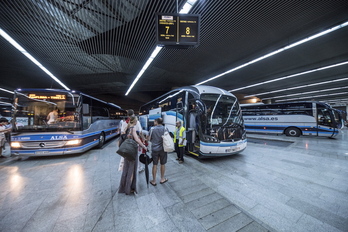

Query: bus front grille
[[20, 141, 66, 149]]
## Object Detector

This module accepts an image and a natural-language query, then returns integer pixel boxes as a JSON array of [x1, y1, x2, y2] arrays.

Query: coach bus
[[10, 89, 126, 156], [0, 97, 13, 121], [241, 101, 340, 138], [139, 85, 247, 158]]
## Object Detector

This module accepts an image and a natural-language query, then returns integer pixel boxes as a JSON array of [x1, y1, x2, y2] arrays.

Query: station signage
[[28, 94, 66, 100], [156, 13, 200, 47]]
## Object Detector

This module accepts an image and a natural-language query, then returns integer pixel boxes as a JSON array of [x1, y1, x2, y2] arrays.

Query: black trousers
[[175, 141, 184, 161]]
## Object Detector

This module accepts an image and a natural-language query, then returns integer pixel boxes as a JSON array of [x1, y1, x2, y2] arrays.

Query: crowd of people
[[1, 108, 188, 195], [117, 109, 186, 195]]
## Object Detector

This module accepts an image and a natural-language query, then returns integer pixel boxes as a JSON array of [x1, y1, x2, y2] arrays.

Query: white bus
[[139, 85, 247, 158], [11, 89, 126, 156], [241, 101, 340, 137]]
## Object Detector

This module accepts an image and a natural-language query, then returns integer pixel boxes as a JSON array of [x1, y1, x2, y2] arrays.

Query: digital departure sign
[[156, 13, 200, 47], [28, 94, 66, 100]]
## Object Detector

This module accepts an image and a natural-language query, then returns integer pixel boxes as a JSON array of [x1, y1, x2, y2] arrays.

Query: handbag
[[116, 127, 138, 161], [117, 138, 138, 161], [139, 153, 153, 164]]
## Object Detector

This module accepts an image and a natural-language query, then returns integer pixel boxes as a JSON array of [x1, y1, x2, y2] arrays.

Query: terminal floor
[[0, 128, 348, 232]]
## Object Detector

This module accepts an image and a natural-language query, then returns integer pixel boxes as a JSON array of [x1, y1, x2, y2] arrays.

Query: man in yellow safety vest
[[174, 121, 186, 163]]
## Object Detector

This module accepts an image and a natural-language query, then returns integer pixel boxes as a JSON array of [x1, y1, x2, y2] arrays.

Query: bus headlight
[[65, 140, 82, 146], [11, 142, 21, 148], [203, 135, 219, 143]]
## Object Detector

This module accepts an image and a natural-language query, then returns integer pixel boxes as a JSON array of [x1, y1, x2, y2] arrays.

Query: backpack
[[162, 128, 175, 152]]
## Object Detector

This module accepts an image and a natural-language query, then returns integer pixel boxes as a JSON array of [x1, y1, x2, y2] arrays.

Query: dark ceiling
[[0, 0, 348, 110]]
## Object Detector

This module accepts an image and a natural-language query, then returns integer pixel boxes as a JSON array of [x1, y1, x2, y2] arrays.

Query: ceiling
[[0, 0, 348, 110]]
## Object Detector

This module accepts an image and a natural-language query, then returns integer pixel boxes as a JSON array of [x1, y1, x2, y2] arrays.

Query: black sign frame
[[156, 13, 200, 47]]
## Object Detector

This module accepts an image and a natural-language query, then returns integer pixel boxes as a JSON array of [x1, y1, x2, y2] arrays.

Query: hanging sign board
[[156, 13, 200, 47]]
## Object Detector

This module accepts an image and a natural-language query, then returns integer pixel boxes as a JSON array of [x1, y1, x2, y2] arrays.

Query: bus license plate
[[35, 151, 50, 155]]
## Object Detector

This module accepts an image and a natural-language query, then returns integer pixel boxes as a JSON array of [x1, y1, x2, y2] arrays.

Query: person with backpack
[[147, 118, 168, 186], [118, 116, 147, 195], [174, 120, 186, 163]]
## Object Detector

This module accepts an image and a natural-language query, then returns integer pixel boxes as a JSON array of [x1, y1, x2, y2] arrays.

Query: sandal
[[150, 181, 157, 186], [160, 178, 168, 184]]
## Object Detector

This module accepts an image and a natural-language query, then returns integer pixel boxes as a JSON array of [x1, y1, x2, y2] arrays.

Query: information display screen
[[156, 13, 200, 47]]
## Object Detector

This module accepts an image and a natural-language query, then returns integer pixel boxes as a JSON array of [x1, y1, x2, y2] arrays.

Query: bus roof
[[140, 85, 235, 108]]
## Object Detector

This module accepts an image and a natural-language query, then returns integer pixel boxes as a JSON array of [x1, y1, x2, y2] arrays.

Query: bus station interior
[[1, 1, 348, 231]]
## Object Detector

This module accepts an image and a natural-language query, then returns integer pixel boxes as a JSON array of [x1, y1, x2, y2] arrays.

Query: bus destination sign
[[28, 94, 66, 100]]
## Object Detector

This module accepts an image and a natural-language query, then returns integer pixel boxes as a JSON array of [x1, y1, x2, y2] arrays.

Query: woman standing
[[118, 116, 147, 195]]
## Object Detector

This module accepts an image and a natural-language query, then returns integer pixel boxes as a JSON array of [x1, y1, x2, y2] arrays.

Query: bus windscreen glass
[[201, 94, 242, 127], [14, 92, 80, 132]]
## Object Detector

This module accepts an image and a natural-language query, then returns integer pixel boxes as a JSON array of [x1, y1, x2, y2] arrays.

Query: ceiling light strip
[[125, 0, 198, 96], [275, 92, 348, 102], [195, 20, 348, 86], [262, 86, 348, 100], [0, 28, 70, 90], [245, 77, 348, 97], [230, 61, 348, 92]]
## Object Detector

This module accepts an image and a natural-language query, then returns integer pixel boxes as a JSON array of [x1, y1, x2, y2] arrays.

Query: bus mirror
[[176, 101, 183, 111], [195, 100, 205, 114], [83, 104, 89, 115]]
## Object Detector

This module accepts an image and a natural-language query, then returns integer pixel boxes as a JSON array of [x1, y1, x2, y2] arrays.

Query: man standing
[[174, 121, 186, 163], [148, 118, 168, 186]]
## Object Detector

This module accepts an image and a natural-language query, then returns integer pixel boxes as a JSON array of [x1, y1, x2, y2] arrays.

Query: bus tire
[[285, 127, 301, 137], [97, 132, 105, 148]]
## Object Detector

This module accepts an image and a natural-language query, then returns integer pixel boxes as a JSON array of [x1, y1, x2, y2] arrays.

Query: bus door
[[317, 107, 337, 137]]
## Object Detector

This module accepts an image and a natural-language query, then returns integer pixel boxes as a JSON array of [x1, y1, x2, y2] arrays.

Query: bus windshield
[[201, 94, 242, 128], [13, 92, 81, 132]]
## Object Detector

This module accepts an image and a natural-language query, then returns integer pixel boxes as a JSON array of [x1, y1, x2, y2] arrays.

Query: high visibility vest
[[174, 126, 186, 147]]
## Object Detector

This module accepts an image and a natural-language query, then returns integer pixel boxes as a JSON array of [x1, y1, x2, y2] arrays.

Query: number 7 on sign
[[165, 26, 170, 34]]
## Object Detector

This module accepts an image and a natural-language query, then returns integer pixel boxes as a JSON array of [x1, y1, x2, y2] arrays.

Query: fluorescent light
[[275, 92, 348, 102], [0, 28, 70, 90], [230, 61, 348, 92], [0, 88, 14, 94], [125, 46, 163, 96], [180, 0, 198, 14], [263, 86, 348, 100], [125, 0, 198, 96], [245, 77, 348, 97], [196, 20, 348, 86]]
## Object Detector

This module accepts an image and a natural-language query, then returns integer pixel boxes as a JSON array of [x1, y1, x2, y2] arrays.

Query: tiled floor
[[0, 127, 347, 232]]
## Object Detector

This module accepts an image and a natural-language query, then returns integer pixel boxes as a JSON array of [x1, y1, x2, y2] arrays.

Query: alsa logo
[[50, 135, 68, 140]]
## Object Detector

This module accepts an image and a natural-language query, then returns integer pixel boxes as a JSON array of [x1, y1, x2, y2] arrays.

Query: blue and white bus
[[139, 85, 247, 158], [241, 101, 340, 137], [0, 97, 13, 121], [11, 89, 126, 156]]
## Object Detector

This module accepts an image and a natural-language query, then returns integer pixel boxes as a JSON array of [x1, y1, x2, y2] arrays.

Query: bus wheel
[[285, 127, 301, 137], [97, 133, 105, 148]]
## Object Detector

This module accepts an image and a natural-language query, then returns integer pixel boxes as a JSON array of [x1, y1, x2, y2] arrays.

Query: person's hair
[[128, 115, 137, 125], [0, 117, 9, 123], [155, 117, 163, 125], [127, 109, 134, 116]]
